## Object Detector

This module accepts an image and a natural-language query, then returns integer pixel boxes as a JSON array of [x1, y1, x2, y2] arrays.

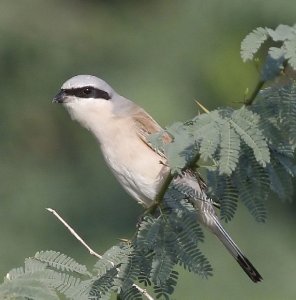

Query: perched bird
[[53, 75, 262, 282]]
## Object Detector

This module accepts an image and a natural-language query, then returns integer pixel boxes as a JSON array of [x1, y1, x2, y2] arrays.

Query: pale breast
[[100, 126, 169, 207]]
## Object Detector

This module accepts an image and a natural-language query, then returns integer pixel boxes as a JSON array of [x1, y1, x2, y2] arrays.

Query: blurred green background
[[0, 0, 296, 299]]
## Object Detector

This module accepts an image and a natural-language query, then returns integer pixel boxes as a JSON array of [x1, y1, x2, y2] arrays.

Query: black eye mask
[[63, 86, 111, 100]]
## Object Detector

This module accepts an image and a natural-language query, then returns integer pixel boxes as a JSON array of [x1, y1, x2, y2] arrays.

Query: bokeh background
[[0, 1, 296, 299]]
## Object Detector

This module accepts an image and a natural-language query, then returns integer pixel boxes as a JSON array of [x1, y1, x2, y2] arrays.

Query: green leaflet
[[217, 175, 239, 222], [235, 147, 269, 222], [119, 285, 143, 300], [0, 278, 59, 300], [267, 24, 296, 41], [34, 251, 91, 276], [259, 84, 296, 146], [231, 107, 270, 167], [1, 265, 82, 300], [240, 27, 269, 62], [285, 38, 296, 69], [165, 122, 197, 174], [192, 110, 224, 161], [149, 121, 197, 174], [219, 122, 240, 175], [151, 250, 174, 286], [199, 122, 221, 161], [241, 24, 296, 81], [267, 156, 294, 202], [153, 270, 178, 300]]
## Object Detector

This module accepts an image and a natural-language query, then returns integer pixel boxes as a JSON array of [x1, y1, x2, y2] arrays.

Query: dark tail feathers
[[236, 254, 263, 283], [214, 220, 263, 283]]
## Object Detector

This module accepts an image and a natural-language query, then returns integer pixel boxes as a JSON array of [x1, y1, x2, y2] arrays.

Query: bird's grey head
[[53, 75, 135, 134], [53, 75, 115, 104]]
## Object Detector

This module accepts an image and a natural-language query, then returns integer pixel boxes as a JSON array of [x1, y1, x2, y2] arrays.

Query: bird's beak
[[53, 90, 66, 103]]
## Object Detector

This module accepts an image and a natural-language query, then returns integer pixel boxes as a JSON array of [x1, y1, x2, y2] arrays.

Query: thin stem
[[146, 173, 174, 215], [195, 100, 210, 113], [155, 173, 174, 205], [245, 58, 290, 106], [244, 80, 265, 106], [46, 208, 101, 259], [46, 208, 155, 300], [148, 152, 200, 215]]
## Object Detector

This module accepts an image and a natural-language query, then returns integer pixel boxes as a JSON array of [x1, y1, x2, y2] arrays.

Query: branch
[[46, 208, 154, 300], [155, 173, 174, 206], [46, 208, 101, 259]]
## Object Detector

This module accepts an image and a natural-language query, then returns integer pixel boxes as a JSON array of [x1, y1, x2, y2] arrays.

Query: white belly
[[100, 136, 169, 207]]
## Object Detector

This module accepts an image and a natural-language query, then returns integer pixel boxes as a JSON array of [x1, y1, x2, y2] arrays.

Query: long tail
[[213, 220, 263, 283], [174, 172, 262, 282]]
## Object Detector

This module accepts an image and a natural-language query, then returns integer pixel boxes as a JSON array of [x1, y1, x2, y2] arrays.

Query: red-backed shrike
[[53, 75, 262, 282]]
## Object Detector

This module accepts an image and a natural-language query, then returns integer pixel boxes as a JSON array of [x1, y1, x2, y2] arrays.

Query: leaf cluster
[[241, 24, 296, 81], [151, 81, 296, 222], [0, 203, 209, 300]]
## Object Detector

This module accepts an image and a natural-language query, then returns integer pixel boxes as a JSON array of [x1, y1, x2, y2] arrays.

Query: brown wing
[[132, 108, 172, 158], [132, 107, 220, 206]]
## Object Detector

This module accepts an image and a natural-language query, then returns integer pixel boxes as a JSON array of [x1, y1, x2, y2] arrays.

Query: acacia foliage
[[1, 24, 296, 299], [156, 82, 296, 223]]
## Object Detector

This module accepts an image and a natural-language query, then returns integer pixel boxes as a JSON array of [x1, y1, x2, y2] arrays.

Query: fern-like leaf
[[259, 83, 296, 146], [119, 285, 143, 300], [199, 124, 221, 161], [269, 46, 285, 60], [5, 267, 25, 281], [272, 150, 296, 176], [90, 268, 118, 300], [53, 273, 82, 297], [219, 176, 239, 222], [25, 258, 45, 270], [267, 157, 294, 201], [118, 252, 141, 290], [241, 27, 269, 62], [150, 250, 175, 286], [34, 251, 91, 276], [267, 24, 296, 41], [235, 147, 269, 222], [279, 85, 296, 145], [231, 107, 270, 166], [136, 216, 162, 252], [242, 24, 296, 71], [0, 278, 59, 300], [69, 267, 117, 300], [285, 39, 296, 69], [138, 252, 153, 287], [191, 110, 225, 161], [164, 122, 196, 174], [153, 270, 178, 300], [94, 244, 131, 274], [219, 122, 240, 175]]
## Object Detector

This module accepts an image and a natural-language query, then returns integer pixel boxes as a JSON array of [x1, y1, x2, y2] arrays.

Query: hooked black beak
[[53, 90, 66, 103]]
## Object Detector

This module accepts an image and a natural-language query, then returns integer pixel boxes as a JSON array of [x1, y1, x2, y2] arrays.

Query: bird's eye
[[83, 88, 92, 95]]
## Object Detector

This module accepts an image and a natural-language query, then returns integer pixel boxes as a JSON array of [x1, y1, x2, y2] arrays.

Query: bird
[[53, 74, 262, 283]]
